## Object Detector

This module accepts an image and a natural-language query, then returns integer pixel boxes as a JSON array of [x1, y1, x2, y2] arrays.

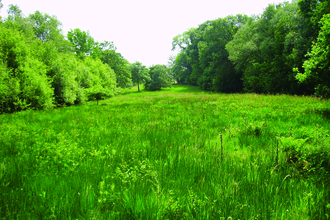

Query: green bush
[[52, 53, 87, 105], [0, 26, 53, 113]]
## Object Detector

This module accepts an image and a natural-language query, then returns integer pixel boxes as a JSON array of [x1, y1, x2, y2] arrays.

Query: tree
[[67, 28, 98, 58], [145, 65, 172, 91], [198, 15, 249, 92], [171, 53, 190, 84], [87, 85, 112, 105], [130, 62, 150, 92], [226, 2, 313, 94], [28, 11, 62, 42], [99, 42, 132, 88], [296, 14, 330, 98], [172, 26, 205, 86], [3, 4, 35, 39]]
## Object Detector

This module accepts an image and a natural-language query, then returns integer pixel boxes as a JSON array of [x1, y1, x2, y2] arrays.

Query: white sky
[[0, 0, 286, 67]]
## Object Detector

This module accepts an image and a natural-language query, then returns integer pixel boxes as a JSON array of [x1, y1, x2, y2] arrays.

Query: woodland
[[171, 0, 330, 97], [0, 0, 330, 114], [0, 1, 172, 114]]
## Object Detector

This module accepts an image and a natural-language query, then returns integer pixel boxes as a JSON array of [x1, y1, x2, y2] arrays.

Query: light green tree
[[67, 28, 98, 59], [130, 62, 150, 92]]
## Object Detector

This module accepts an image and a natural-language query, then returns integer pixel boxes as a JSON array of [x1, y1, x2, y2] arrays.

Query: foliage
[[51, 53, 87, 105], [28, 11, 62, 43], [172, 15, 249, 92], [226, 2, 313, 94], [67, 28, 98, 59], [99, 42, 132, 88], [52, 54, 116, 105], [130, 61, 150, 92], [171, 1, 330, 96], [87, 85, 112, 105], [0, 3, 125, 113], [83, 57, 116, 95], [296, 14, 330, 98], [145, 64, 172, 91], [0, 25, 53, 113]]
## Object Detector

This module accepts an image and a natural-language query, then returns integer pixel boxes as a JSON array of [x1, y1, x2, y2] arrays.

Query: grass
[[1, 84, 330, 219]]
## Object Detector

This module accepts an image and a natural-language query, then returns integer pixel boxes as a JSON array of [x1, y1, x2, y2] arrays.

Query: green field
[[1, 85, 330, 219]]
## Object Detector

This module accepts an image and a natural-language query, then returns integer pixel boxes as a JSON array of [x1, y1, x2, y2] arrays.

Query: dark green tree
[[198, 15, 249, 92], [145, 65, 172, 91], [296, 14, 330, 98], [227, 2, 314, 94]]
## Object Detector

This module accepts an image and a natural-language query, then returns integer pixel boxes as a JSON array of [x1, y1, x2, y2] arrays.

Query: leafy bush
[[52, 53, 86, 105], [0, 26, 53, 113], [83, 57, 116, 94]]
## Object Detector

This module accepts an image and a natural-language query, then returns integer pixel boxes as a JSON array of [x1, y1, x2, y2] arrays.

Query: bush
[[0, 26, 53, 113]]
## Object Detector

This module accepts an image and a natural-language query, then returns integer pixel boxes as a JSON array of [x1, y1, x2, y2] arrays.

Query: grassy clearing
[[1, 85, 330, 219]]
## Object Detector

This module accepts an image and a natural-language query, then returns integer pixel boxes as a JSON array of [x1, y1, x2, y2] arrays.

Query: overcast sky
[[0, 0, 286, 67]]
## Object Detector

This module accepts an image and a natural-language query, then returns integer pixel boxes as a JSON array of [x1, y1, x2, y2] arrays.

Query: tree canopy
[[171, 0, 330, 97], [130, 62, 150, 92]]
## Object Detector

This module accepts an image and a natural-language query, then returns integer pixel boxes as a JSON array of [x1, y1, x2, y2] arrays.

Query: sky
[[0, 0, 286, 67]]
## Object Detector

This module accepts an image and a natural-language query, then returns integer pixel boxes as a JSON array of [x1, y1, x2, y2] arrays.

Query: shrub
[[0, 26, 53, 113]]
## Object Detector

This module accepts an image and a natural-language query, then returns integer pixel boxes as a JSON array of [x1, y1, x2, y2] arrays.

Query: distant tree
[[28, 11, 62, 42], [130, 62, 150, 92], [3, 4, 35, 39], [171, 53, 190, 84], [99, 42, 132, 88], [145, 65, 172, 91], [198, 14, 249, 92]]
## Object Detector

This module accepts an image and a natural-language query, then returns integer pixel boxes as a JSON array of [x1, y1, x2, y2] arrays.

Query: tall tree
[[198, 14, 249, 92], [227, 2, 313, 94], [99, 41, 132, 88], [296, 14, 330, 98], [171, 53, 190, 84], [28, 11, 62, 42], [67, 28, 98, 59], [130, 62, 150, 92]]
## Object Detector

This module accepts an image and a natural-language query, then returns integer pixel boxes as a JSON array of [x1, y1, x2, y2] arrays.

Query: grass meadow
[[1, 85, 330, 219]]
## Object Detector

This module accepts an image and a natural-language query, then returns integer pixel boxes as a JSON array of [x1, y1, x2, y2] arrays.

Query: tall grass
[[1, 85, 330, 219]]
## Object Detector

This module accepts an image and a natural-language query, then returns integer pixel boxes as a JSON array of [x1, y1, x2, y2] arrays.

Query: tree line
[[171, 0, 330, 97], [0, 1, 173, 114]]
